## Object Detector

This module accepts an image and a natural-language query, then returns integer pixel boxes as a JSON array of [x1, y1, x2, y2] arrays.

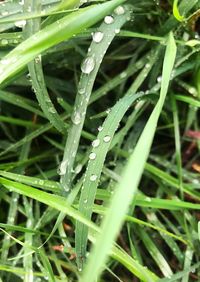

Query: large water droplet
[[114, 6, 125, 15], [89, 152, 96, 160], [81, 56, 95, 74], [103, 135, 111, 143], [104, 16, 114, 24], [92, 31, 104, 43], [92, 139, 100, 148]]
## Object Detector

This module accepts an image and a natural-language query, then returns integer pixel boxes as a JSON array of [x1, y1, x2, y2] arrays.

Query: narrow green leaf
[[81, 32, 177, 282]]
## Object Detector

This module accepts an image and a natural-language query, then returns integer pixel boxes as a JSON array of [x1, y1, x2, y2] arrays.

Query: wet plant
[[0, 0, 200, 281]]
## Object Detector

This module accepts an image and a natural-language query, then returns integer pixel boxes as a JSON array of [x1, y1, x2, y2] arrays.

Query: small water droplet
[[14, 20, 26, 28], [98, 126, 103, 132], [104, 16, 114, 24], [74, 164, 82, 174], [92, 31, 104, 43], [90, 174, 97, 182], [145, 197, 152, 202], [71, 112, 81, 125], [35, 55, 41, 64], [57, 160, 68, 176], [103, 135, 111, 143], [81, 56, 95, 74], [1, 58, 10, 65], [49, 107, 56, 114], [157, 76, 162, 83], [78, 87, 85, 95], [114, 5, 125, 15], [1, 39, 8, 45], [92, 139, 100, 148], [119, 71, 127, 79], [38, 180, 44, 185], [115, 28, 120, 34], [89, 152, 96, 160], [84, 199, 88, 204]]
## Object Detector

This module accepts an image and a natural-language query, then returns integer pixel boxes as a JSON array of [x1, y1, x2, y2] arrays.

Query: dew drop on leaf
[[92, 31, 104, 43], [89, 152, 96, 160], [90, 174, 97, 182], [92, 139, 100, 148], [81, 56, 95, 74], [114, 6, 125, 15], [103, 135, 111, 143], [104, 16, 114, 24]]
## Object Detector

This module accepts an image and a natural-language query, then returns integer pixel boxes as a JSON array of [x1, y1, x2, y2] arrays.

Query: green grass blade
[[0, 0, 125, 84], [60, 4, 131, 191], [81, 32, 177, 282], [75, 92, 146, 269]]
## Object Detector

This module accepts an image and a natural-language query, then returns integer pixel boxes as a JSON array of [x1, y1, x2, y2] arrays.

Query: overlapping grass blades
[[81, 32, 177, 282]]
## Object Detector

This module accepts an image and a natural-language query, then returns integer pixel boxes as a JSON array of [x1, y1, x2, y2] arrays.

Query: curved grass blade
[[81, 32, 177, 282], [24, 0, 66, 133], [60, 4, 131, 191], [75, 92, 145, 269], [0, 0, 125, 85]]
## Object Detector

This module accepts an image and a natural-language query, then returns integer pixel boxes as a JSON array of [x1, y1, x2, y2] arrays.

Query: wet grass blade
[[0, 0, 125, 84], [81, 32, 177, 282]]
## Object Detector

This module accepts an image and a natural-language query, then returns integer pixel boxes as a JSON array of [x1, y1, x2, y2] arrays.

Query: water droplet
[[78, 87, 85, 95], [157, 76, 162, 83], [74, 164, 82, 174], [19, 0, 24, 5], [92, 139, 100, 148], [57, 160, 68, 176], [98, 126, 103, 132], [2, 11, 9, 16], [145, 197, 152, 202], [84, 199, 88, 204], [1, 39, 8, 45], [114, 5, 125, 15], [115, 28, 120, 34], [49, 107, 56, 114], [119, 71, 127, 79], [71, 112, 81, 125], [92, 31, 104, 43], [89, 152, 96, 160], [38, 180, 44, 185], [35, 55, 41, 64], [90, 174, 97, 182], [1, 58, 10, 65], [103, 135, 111, 143], [104, 16, 114, 24], [81, 56, 95, 74], [14, 20, 26, 28]]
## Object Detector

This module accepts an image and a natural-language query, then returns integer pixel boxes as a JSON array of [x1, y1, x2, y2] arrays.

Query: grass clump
[[0, 0, 200, 281]]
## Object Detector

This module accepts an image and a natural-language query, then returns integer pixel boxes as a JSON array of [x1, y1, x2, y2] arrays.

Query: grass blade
[[81, 32, 177, 282]]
